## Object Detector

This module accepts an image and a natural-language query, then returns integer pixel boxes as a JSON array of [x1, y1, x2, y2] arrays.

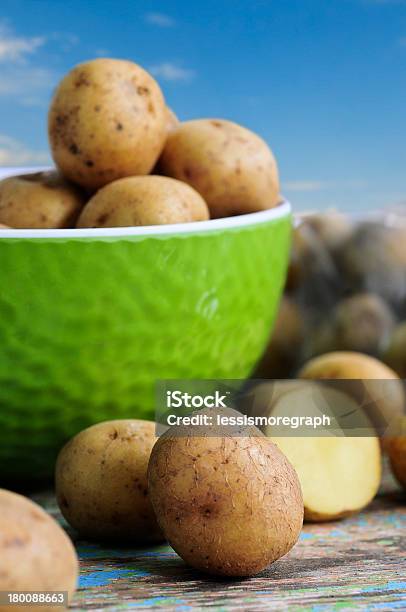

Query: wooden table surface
[[32, 464, 406, 612]]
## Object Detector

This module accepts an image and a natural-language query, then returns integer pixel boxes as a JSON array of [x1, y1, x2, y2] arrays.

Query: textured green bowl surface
[[0, 208, 291, 480]]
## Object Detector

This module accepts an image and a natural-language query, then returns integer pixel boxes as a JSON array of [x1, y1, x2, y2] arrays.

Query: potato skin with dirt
[[77, 175, 209, 227], [0, 489, 78, 612], [0, 171, 85, 229], [158, 119, 280, 218], [148, 417, 303, 577], [48, 58, 167, 190], [55, 419, 164, 543]]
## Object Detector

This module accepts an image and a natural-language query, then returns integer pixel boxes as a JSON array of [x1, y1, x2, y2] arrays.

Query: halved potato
[[268, 435, 381, 521], [255, 381, 382, 521]]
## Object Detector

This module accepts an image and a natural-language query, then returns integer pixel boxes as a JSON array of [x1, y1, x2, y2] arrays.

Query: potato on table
[[77, 175, 209, 227], [48, 58, 167, 190], [158, 118, 280, 218], [299, 351, 404, 438], [0, 171, 85, 229], [148, 408, 303, 577], [0, 489, 78, 612], [55, 419, 164, 544], [268, 434, 381, 522]]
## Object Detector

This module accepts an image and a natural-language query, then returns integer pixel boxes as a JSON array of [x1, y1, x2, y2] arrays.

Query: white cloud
[[0, 23, 45, 63], [148, 62, 195, 82], [0, 23, 54, 106], [284, 181, 327, 193], [49, 32, 79, 52], [284, 180, 367, 193], [0, 134, 50, 166], [144, 12, 176, 27], [0, 66, 55, 96]]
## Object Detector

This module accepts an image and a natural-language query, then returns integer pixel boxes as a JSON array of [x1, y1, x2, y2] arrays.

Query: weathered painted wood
[[33, 467, 405, 611]]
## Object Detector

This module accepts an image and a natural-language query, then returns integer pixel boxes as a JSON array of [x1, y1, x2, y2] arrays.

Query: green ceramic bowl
[[0, 202, 291, 480]]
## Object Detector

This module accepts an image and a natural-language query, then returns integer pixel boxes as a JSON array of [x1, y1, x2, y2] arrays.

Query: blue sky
[[0, 0, 405, 211]]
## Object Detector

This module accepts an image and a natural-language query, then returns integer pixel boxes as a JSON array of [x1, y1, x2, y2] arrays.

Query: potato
[[268, 434, 381, 521], [250, 381, 381, 520], [0, 171, 85, 229], [158, 119, 280, 218], [299, 352, 404, 437], [55, 419, 164, 543], [148, 408, 303, 577], [310, 293, 395, 357], [77, 175, 209, 228], [336, 222, 406, 306], [285, 222, 339, 305], [0, 489, 78, 612], [303, 211, 352, 253], [48, 58, 167, 190], [254, 297, 304, 378], [248, 379, 373, 434], [386, 417, 406, 489], [383, 321, 406, 378]]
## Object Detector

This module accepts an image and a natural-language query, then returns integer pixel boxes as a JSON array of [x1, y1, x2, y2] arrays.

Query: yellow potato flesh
[[270, 435, 381, 520]]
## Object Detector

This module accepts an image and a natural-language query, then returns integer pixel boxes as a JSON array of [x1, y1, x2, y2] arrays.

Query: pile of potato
[[258, 210, 406, 376], [0, 58, 281, 230], [254, 209, 406, 515]]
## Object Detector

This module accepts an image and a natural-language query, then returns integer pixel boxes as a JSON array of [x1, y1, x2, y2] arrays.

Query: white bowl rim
[[0, 201, 291, 239]]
